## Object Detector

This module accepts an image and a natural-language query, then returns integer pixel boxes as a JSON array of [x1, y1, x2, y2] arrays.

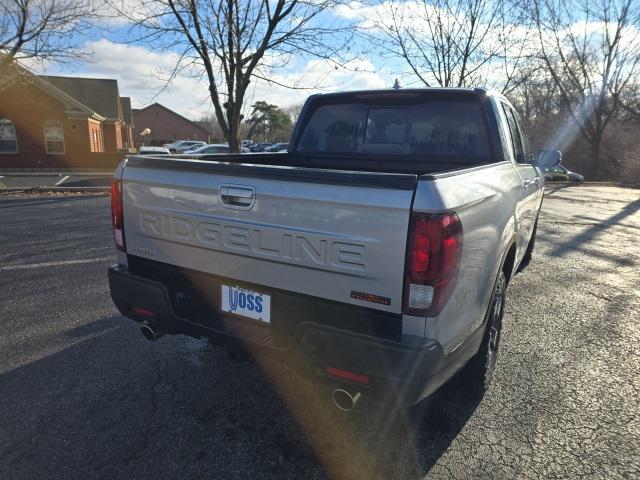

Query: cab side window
[[513, 109, 531, 162], [502, 104, 525, 164]]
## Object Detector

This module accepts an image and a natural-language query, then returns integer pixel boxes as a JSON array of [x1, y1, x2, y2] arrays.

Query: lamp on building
[[140, 128, 151, 146]]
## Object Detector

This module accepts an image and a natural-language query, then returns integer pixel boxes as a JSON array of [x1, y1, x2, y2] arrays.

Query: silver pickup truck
[[108, 88, 560, 410]]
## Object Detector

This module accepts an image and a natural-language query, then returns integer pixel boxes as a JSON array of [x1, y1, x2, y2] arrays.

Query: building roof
[[40, 76, 122, 120], [120, 97, 133, 125], [0, 60, 106, 121], [133, 103, 208, 135]]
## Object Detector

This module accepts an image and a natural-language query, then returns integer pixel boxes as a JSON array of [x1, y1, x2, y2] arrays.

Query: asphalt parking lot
[[0, 185, 638, 480]]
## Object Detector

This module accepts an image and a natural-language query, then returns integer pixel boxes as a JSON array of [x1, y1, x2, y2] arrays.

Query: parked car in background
[[264, 142, 289, 152], [161, 140, 186, 152], [186, 144, 250, 154], [175, 141, 207, 153], [137, 146, 171, 155], [250, 142, 273, 152], [162, 140, 206, 153], [181, 144, 202, 153], [542, 164, 584, 182]]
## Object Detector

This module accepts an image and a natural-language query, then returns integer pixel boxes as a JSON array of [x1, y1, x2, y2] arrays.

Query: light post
[[140, 128, 151, 146]]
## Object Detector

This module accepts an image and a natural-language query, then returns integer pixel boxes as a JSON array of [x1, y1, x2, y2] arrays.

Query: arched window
[[0, 118, 18, 153], [44, 120, 65, 154]]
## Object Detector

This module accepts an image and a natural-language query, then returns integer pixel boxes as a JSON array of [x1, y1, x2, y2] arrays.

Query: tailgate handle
[[220, 185, 255, 209]]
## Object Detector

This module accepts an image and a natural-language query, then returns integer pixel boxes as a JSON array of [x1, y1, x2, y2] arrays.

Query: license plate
[[221, 285, 271, 323]]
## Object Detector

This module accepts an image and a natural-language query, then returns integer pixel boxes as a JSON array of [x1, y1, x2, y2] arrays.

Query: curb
[[544, 181, 639, 189], [1, 186, 109, 194], [0, 171, 113, 177]]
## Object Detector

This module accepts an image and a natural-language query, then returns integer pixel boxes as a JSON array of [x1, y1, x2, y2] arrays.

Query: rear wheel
[[455, 270, 507, 399]]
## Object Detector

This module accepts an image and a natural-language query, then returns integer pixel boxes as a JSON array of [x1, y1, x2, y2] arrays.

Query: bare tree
[[112, 0, 352, 152], [197, 114, 227, 143], [0, 0, 94, 68], [620, 84, 640, 123], [530, 0, 640, 176], [283, 102, 304, 123], [364, 0, 529, 91]]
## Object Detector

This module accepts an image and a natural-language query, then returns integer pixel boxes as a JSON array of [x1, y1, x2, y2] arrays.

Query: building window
[[44, 121, 65, 154], [0, 118, 18, 153]]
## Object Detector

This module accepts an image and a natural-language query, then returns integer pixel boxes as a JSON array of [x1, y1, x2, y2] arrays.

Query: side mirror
[[535, 149, 562, 168]]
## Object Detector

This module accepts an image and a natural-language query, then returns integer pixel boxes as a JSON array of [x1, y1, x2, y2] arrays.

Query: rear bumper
[[109, 264, 477, 405]]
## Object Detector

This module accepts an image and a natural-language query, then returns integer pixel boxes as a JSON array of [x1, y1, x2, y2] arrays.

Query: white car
[[163, 140, 206, 153], [137, 146, 171, 155], [161, 140, 183, 151], [187, 144, 250, 154]]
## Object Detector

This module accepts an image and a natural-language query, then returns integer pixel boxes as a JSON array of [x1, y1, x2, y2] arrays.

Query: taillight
[[404, 212, 462, 317], [111, 179, 126, 251], [131, 306, 155, 318], [325, 367, 370, 385]]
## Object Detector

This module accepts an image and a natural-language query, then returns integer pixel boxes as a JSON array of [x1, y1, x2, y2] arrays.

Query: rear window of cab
[[296, 100, 492, 161]]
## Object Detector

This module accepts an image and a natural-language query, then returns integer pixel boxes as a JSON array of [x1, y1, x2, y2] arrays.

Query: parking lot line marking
[[0, 257, 114, 271], [54, 175, 70, 186]]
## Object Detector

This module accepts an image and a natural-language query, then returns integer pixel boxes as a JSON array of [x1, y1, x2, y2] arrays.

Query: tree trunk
[[227, 116, 242, 153], [590, 138, 601, 181]]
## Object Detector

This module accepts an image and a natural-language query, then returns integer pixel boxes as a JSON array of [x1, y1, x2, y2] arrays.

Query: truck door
[[499, 102, 540, 256], [507, 105, 541, 224]]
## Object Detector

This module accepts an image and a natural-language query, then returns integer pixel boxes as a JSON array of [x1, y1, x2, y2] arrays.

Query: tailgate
[[121, 157, 416, 314]]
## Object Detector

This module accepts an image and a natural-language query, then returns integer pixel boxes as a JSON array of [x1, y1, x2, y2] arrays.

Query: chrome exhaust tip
[[140, 324, 165, 341], [332, 389, 362, 411]]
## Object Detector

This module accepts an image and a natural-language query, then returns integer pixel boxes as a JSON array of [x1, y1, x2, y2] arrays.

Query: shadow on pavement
[[63, 316, 122, 339], [547, 198, 640, 264], [361, 375, 482, 479], [0, 314, 480, 480], [544, 183, 578, 194], [0, 318, 321, 480]]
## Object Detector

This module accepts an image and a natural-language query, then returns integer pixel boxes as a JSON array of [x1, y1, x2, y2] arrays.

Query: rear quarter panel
[[411, 161, 522, 352]]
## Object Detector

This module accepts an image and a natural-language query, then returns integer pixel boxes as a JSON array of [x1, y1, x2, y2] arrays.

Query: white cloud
[[337, 0, 640, 90], [34, 39, 392, 119], [246, 57, 391, 107], [32, 39, 210, 118]]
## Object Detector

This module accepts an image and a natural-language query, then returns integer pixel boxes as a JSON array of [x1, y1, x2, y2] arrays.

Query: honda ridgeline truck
[[108, 88, 559, 410]]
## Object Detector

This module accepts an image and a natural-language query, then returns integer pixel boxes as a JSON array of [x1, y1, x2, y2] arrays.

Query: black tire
[[517, 219, 537, 273], [454, 270, 507, 399]]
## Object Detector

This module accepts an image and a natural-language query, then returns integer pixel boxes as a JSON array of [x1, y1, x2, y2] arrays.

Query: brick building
[[132, 103, 209, 146], [0, 62, 133, 169]]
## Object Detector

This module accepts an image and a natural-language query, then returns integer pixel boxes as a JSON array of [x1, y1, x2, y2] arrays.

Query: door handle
[[220, 185, 255, 209]]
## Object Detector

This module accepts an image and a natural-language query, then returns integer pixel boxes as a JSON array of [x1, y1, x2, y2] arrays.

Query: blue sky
[[18, 0, 640, 121]]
